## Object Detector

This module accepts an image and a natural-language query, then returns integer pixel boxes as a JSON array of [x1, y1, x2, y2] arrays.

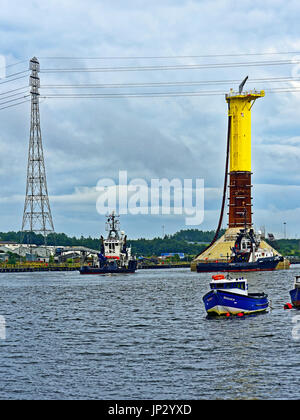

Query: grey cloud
[[1, 0, 300, 237]]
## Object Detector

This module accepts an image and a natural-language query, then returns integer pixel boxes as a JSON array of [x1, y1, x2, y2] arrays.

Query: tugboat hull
[[203, 289, 269, 316], [197, 257, 281, 273], [79, 260, 137, 275], [79, 267, 136, 275]]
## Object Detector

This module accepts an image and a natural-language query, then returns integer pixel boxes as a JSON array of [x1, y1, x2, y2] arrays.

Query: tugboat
[[203, 274, 269, 316], [197, 228, 283, 273], [79, 212, 137, 275], [289, 276, 300, 308]]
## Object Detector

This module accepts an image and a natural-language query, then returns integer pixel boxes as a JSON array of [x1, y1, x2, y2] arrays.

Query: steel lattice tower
[[21, 57, 54, 239]]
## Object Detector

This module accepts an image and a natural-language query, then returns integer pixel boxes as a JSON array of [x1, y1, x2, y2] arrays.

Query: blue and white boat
[[203, 274, 269, 316], [289, 276, 300, 309]]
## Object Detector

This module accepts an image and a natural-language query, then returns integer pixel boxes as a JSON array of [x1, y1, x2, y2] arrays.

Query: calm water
[[0, 266, 299, 400]]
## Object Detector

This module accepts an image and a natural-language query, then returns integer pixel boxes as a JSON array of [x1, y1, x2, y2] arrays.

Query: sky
[[0, 0, 300, 239]]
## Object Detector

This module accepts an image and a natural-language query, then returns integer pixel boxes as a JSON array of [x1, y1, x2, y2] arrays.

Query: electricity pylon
[[21, 57, 54, 242]]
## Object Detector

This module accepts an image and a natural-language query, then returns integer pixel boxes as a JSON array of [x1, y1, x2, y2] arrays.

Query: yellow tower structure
[[226, 88, 264, 229], [227, 89, 264, 173], [191, 81, 289, 271]]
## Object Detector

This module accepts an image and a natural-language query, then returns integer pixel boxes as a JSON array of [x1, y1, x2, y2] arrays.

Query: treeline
[[0, 231, 99, 249], [268, 239, 300, 257], [171, 228, 225, 243], [128, 237, 206, 257], [127, 229, 226, 256], [0, 229, 225, 257], [2, 230, 299, 257]]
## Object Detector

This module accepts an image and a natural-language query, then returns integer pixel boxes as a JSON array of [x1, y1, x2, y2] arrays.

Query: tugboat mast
[[106, 211, 120, 239]]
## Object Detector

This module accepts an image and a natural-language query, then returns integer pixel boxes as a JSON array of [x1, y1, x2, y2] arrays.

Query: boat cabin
[[210, 275, 248, 296], [294, 276, 300, 289], [104, 238, 122, 260]]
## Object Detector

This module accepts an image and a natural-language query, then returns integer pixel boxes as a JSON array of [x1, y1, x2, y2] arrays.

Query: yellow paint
[[207, 307, 267, 316], [226, 90, 264, 172]]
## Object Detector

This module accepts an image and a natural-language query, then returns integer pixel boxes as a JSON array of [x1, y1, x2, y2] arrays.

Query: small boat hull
[[203, 289, 269, 316], [289, 288, 300, 308]]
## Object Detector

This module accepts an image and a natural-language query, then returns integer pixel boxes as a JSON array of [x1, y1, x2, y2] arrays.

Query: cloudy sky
[[0, 0, 300, 239]]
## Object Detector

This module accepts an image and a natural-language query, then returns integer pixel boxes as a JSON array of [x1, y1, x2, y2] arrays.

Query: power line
[[43, 91, 226, 98], [0, 95, 30, 106], [0, 98, 30, 111], [40, 76, 300, 90], [0, 90, 29, 102], [1, 55, 300, 108], [39, 51, 300, 60], [0, 74, 29, 85], [40, 58, 300, 73], [1, 85, 300, 108], [5, 70, 29, 78], [2, 52, 299, 71], [268, 87, 300, 92], [39, 87, 300, 99], [0, 86, 28, 96], [0, 59, 28, 70]]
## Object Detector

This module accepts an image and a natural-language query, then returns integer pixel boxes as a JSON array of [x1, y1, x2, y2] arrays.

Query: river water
[[0, 266, 299, 400]]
